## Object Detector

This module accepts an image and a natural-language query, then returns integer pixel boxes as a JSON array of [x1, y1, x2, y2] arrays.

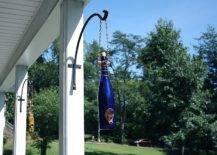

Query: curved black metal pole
[[69, 10, 108, 91], [18, 79, 28, 112]]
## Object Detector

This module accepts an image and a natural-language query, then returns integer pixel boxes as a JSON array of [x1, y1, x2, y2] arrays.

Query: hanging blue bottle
[[98, 52, 116, 130]]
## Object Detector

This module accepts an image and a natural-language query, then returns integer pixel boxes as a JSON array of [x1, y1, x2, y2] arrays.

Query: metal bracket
[[68, 63, 81, 91], [67, 10, 109, 94], [18, 96, 25, 113], [68, 64, 81, 69], [66, 57, 82, 94], [17, 78, 28, 113], [67, 56, 82, 69], [18, 97, 25, 102]]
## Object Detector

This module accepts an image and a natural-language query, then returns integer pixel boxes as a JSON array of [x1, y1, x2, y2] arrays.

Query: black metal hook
[[68, 10, 109, 93], [17, 79, 32, 112]]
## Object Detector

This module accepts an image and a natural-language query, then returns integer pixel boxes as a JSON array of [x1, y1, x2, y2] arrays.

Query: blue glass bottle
[[98, 52, 116, 130]]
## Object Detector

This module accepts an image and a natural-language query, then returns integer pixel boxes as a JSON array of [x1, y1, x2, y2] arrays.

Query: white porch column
[[13, 65, 28, 155], [59, 0, 84, 155], [0, 93, 5, 155]]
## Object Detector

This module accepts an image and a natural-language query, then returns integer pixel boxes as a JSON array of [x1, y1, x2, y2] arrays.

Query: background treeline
[[5, 19, 217, 154], [84, 19, 217, 152]]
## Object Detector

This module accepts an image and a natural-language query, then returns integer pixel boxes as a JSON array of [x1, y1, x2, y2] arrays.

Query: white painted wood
[[17, 4, 60, 66], [0, 93, 5, 155], [0, 0, 42, 7], [0, 2, 41, 12], [0, 3, 60, 92], [0, 8, 34, 17], [13, 65, 28, 155], [59, 0, 84, 154], [0, 0, 85, 92], [0, 0, 44, 90], [0, 18, 30, 25], [0, 0, 59, 92]]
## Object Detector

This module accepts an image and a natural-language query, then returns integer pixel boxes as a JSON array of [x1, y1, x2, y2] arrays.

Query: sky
[[83, 0, 217, 54]]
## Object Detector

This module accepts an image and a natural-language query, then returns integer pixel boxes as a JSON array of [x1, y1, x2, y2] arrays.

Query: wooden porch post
[[59, 0, 84, 155], [13, 65, 28, 155]]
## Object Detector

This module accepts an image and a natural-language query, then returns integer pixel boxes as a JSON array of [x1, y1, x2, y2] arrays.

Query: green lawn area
[[3, 140, 166, 155], [85, 142, 166, 155], [4, 139, 59, 155], [4, 140, 217, 155]]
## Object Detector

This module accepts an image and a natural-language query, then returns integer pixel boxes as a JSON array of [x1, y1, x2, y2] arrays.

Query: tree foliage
[[195, 26, 217, 114], [84, 41, 100, 134], [4, 18, 217, 154], [27, 39, 60, 155], [139, 19, 215, 150], [194, 26, 217, 150], [32, 87, 59, 155], [83, 22, 217, 152]]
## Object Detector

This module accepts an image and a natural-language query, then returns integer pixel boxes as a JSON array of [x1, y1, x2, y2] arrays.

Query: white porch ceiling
[[0, 0, 60, 92], [0, 0, 43, 73]]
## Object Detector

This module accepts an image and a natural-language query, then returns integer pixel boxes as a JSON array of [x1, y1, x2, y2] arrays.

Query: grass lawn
[[4, 140, 217, 155], [4, 140, 167, 155], [85, 142, 166, 155], [4, 139, 59, 155]]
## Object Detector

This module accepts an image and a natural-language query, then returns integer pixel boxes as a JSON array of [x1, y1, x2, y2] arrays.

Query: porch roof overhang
[[0, 0, 85, 92], [0, 0, 60, 92]]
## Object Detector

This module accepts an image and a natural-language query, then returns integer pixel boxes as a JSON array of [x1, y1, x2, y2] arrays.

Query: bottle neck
[[101, 66, 108, 76], [100, 55, 109, 76]]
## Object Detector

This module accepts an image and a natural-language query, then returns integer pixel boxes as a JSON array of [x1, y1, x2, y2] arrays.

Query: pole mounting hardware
[[17, 79, 32, 113], [68, 10, 109, 93], [17, 79, 28, 113]]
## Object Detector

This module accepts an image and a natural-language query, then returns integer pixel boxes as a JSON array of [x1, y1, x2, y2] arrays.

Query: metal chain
[[99, 20, 109, 52], [98, 20, 102, 50], [105, 20, 109, 52]]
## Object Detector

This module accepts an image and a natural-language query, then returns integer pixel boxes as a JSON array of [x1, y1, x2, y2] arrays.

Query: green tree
[[5, 93, 15, 124], [29, 39, 59, 92], [84, 36, 146, 144], [32, 87, 59, 155], [195, 26, 217, 114], [28, 39, 60, 155], [110, 31, 145, 143], [5, 39, 60, 126], [194, 26, 217, 150], [139, 19, 210, 151], [84, 41, 100, 135]]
